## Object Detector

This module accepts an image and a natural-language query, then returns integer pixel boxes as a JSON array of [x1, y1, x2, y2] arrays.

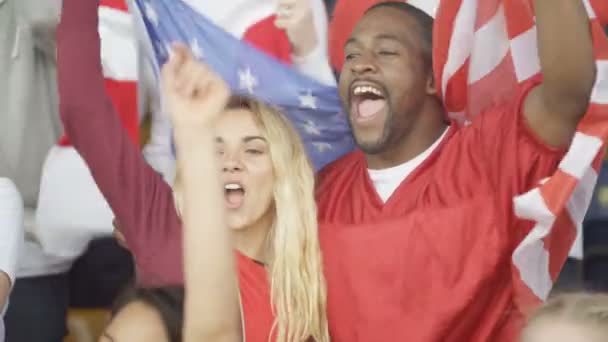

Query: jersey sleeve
[[461, 77, 567, 232]]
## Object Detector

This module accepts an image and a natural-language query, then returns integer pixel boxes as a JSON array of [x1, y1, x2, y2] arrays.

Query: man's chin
[[354, 136, 389, 155]]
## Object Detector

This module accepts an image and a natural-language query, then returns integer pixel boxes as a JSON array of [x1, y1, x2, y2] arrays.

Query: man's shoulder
[[317, 150, 363, 183]]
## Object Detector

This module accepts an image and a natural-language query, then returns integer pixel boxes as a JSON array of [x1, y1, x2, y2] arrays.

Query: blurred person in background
[[0, 178, 24, 342], [521, 293, 608, 342], [99, 287, 184, 342], [2, 0, 138, 341], [0, 0, 69, 341]]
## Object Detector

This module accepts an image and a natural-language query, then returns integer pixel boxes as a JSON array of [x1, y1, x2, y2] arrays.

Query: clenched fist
[[161, 44, 230, 130]]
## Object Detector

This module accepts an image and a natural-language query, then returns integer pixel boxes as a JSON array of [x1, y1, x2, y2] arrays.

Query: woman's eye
[[246, 149, 262, 155]]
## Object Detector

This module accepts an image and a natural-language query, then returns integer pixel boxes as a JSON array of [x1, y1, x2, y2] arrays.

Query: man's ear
[[426, 70, 437, 96]]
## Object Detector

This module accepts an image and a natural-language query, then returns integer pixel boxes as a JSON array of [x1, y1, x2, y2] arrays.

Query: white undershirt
[[368, 128, 449, 203]]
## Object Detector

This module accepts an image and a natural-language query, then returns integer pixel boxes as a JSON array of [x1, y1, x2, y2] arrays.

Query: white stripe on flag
[[513, 187, 556, 300], [567, 166, 598, 227], [583, 0, 597, 19], [441, 0, 478, 98], [565, 166, 598, 259], [514, 188, 555, 224], [591, 60, 608, 105], [468, 4, 509, 83], [559, 132, 604, 179], [407, 0, 440, 18], [512, 224, 553, 300], [510, 27, 541, 82], [99, 6, 138, 81]]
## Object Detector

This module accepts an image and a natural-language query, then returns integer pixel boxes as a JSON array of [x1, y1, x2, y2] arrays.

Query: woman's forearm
[[178, 130, 241, 342]]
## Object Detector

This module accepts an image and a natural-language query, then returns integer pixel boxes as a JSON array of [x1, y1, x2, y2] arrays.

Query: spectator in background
[[521, 293, 608, 342], [0, 1, 70, 341], [0, 179, 23, 342], [128, 0, 335, 184], [3, 1, 135, 341], [100, 287, 184, 342]]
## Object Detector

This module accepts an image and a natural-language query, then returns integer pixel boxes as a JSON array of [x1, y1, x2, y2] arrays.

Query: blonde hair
[[175, 96, 329, 342], [522, 293, 608, 341]]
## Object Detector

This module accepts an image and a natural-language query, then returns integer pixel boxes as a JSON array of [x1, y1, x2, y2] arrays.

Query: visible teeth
[[225, 183, 242, 190], [353, 85, 382, 96]]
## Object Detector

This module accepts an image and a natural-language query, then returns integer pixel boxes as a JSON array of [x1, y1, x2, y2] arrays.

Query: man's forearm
[[533, 0, 596, 118]]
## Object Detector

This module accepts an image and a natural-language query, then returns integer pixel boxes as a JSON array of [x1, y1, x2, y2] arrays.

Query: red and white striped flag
[[433, 0, 608, 309]]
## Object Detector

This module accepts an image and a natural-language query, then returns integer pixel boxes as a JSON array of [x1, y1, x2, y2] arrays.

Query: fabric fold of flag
[[134, 0, 354, 172]]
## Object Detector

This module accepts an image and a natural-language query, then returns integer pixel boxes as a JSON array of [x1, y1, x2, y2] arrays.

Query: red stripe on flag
[[539, 171, 579, 216], [576, 104, 608, 140], [466, 53, 518, 119], [503, 0, 534, 39], [443, 61, 469, 113], [591, 0, 608, 26], [475, 0, 502, 31], [545, 213, 578, 280], [592, 147, 606, 170], [592, 22, 608, 59], [433, 0, 464, 102], [100, 0, 129, 11]]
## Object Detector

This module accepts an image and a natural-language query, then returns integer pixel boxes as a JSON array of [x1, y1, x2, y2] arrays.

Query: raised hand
[[161, 44, 230, 131], [274, 0, 318, 57]]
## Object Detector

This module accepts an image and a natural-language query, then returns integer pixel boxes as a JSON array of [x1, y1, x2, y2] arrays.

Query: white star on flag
[[144, 2, 159, 26], [312, 142, 332, 153], [302, 120, 321, 135], [298, 89, 317, 109], [190, 38, 204, 59], [238, 67, 258, 94]]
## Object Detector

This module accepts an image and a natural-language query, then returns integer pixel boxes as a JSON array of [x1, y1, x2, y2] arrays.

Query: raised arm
[[524, 0, 597, 147], [275, 0, 337, 86], [57, 0, 182, 284], [161, 45, 241, 342]]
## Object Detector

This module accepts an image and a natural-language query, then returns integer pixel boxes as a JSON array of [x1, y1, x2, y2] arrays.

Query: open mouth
[[224, 183, 245, 209], [350, 83, 387, 123]]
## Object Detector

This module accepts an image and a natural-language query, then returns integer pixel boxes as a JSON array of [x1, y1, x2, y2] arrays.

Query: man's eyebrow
[[345, 33, 404, 48]]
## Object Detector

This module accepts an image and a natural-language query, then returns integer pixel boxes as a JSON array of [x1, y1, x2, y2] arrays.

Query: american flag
[[133, 0, 354, 172], [433, 0, 608, 311]]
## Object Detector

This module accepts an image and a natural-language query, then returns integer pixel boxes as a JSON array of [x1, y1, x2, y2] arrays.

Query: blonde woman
[[57, 0, 329, 341], [521, 293, 608, 342]]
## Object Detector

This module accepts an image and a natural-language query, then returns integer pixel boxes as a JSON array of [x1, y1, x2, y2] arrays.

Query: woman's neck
[[232, 211, 274, 264]]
